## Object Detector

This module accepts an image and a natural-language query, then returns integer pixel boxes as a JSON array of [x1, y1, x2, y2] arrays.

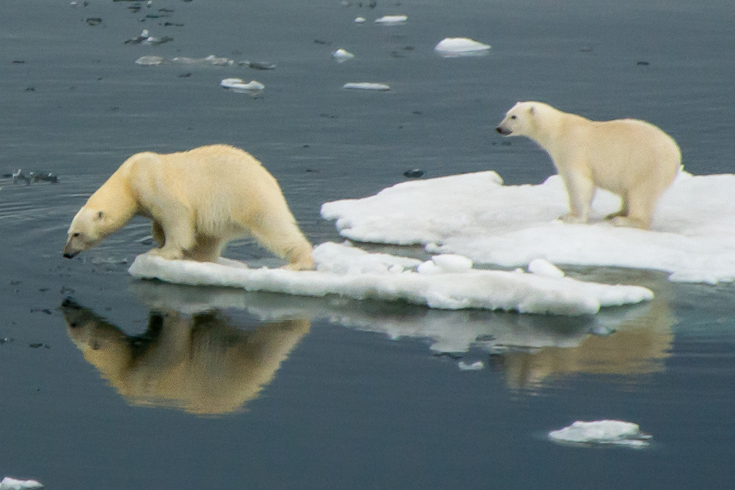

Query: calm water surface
[[1, 0, 734, 488]]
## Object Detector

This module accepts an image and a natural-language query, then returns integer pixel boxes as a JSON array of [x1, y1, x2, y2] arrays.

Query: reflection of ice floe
[[128, 270, 674, 389], [343, 82, 390, 91], [375, 15, 407, 24], [128, 242, 652, 315], [434, 37, 491, 57], [321, 171, 735, 284], [548, 420, 652, 448], [332, 48, 355, 62], [60, 298, 309, 415], [0, 477, 43, 490], [220, 78, 265, 94]]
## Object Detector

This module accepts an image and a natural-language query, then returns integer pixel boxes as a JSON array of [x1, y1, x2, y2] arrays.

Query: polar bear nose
[[496, 126, 511, 135]]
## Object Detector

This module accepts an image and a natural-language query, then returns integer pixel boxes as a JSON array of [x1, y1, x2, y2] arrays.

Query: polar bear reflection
[[61, 298, 309, 415]]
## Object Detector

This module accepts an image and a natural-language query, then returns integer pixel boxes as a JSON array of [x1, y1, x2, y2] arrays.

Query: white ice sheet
[[128, 243, 652, 315], [321, 171, 735, 284]]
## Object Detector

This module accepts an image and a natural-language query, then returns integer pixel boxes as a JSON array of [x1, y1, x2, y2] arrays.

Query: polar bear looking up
[[496, 101, 681, 229], [63, 144, 315, 270]]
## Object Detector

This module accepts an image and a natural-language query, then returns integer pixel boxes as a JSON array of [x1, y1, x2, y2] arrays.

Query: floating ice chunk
[[548, 420, 652, 447], [434, 37, 492, 57], [343, 82, 390, 91], [220, 78, 265, 93], [528, 258, 565, 279], [354, 17, 366, 23], [128, 242, 653, 315], [172, 55, 233, 66], [458, 361, 484, 371], [332, 49, 355, 63], [375, 15, 407, 24], [135, 55, 165, 66], [0, 477, 44, 490], [432, 254, 473, 273]]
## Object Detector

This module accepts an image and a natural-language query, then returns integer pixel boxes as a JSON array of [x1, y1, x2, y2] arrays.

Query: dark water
[[1, 0, 734, 488]]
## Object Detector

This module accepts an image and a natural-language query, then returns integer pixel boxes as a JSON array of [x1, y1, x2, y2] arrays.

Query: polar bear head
[[495, 101, 549, 137], [63, 207, 110, 258]]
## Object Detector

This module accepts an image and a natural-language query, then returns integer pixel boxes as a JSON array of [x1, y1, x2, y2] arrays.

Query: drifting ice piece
[[434, 38, 491, 57], [375, 15, 407, 24], [548, 420, 652, 447], [343, 82, 390, 91]]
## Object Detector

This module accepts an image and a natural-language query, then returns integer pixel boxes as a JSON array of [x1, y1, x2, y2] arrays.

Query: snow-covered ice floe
[[374, 15, 407, 24], [342, 82, 390, 91], [434, 37, 491, 57], [0, 477, 43, 490], [321, 171, 735, 284], [548, 420, 652, 448], [129, 242, 652, 315]]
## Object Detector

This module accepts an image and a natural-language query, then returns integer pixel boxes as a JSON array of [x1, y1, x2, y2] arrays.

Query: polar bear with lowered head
[[496, 102, 681, 229], [63, 144, 315, 270]]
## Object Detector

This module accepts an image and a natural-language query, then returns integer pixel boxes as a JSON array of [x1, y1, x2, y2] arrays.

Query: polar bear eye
[[72, 232, 80, 238], [510, 115, 517, 120]]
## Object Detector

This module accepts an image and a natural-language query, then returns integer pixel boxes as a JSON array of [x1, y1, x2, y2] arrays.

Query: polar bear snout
[[496, 126, 512, 136]]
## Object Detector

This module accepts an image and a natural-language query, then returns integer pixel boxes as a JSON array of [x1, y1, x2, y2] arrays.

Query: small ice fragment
[[220, 78, 265, 92], [432, 254, 473, 273], [135, 55, 165, 66], [143, 36, 173, 46], [342, 82, 390, 91], [375, 15, 407, 24], [458, 361, 484, 371], [528, 259, 565, 279], [354, 17, 366, 23], [0, 477, 44, 490], [331, 49, 355, 63], [548, 420, 652, 447], [434, 38, 491, 58]]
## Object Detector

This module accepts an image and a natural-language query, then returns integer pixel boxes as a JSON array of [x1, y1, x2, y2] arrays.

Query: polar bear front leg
[[559, 171, 595, 224], [146, 208, 196, 260]]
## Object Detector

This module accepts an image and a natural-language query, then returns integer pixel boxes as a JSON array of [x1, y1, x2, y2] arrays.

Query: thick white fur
[[496, 102, 681, 229], [64, 144, 314, 269]]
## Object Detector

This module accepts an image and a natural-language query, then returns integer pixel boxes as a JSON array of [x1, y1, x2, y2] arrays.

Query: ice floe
[[128, 242, 652, 315], [434, 37, 491, 57], [0, 477, 43, 490], [374, 15, 407, 24], [220, 78, 265, 93], [321, 171, 735, 284], [332, 48, 355, 63], [343, 82, 390, 91], [548, 420, 652, 448]]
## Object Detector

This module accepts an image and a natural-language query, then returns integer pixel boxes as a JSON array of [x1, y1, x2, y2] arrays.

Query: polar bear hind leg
[[248, 212, 314, 270]]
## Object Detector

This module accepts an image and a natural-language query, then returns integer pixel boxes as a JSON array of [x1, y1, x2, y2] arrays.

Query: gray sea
[[1, 0, 734, 488]]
